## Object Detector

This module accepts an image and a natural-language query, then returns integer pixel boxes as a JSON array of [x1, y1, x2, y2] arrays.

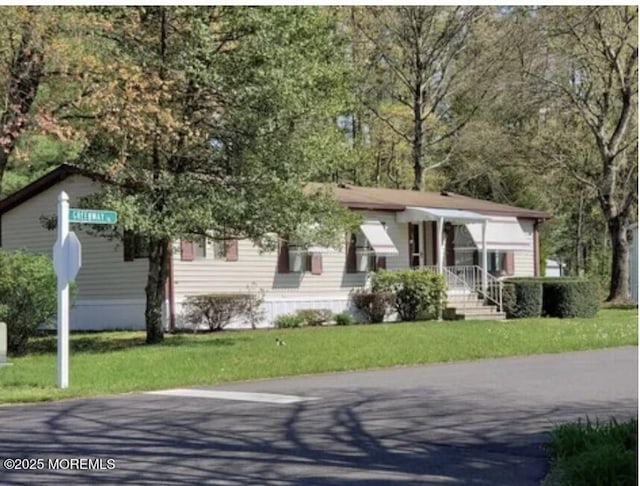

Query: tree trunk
[[606, 217, 630, 302], [411, 77, 424, 191], [145, 237, 171, 343], [576, 191, 584, 276], [411, 17, 424, 192], [144, 8, 170, 345]]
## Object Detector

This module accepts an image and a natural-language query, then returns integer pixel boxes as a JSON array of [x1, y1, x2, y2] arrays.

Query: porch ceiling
[[396, 206, 488, 224]]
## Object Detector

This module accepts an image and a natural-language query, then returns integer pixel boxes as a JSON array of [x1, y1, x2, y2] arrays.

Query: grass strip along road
[[0, 309, 636, 404]]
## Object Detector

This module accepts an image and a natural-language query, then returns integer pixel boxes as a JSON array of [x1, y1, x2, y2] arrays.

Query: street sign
[[53, 231, 82, 284], [69, 208, 117, 225]]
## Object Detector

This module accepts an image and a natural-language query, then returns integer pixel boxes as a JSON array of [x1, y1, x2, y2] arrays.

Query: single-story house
[[0, 165, 550, 329]]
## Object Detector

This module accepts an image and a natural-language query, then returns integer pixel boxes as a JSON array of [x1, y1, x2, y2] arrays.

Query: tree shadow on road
[[0, 388, 636, 485]]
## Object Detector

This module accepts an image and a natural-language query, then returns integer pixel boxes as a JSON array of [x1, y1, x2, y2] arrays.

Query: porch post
[[437, 217, 444, 274], [482, 220, 488, 297]]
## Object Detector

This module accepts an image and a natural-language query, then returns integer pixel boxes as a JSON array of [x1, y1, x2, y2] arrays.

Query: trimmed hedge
[[542, 279, 600, 318], [502, 283, 517, 318], [504, 277, 600, 319], [503, 279, 543, 318]]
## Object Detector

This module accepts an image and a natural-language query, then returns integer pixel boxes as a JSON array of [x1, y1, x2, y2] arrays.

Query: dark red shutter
[[311, 253, 323, 275], [226, 239, 239, 261], [180, 240, 194, 261], [376, 256, 386, 270], [123, 231, 135, 262], [504, 252, 515, 276], [346, 233, 357, 273], [277, 237, 290, 273]]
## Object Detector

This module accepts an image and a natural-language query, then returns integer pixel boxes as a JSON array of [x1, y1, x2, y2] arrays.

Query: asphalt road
[[0, 347, 636, 485]]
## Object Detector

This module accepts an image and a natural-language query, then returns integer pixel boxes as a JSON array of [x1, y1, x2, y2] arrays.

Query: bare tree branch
[[364, 101, 412, 144]]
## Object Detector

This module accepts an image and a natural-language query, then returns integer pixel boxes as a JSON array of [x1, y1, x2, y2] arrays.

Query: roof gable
[[0, 165, 87, 215]]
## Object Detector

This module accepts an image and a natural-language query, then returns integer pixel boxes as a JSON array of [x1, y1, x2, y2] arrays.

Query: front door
[[408, 223, 423, 268], [445, 223, 455, 267]]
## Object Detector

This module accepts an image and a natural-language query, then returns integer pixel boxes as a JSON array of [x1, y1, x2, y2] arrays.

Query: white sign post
[[52, 191, 82, 389], [52, 192, 117, 389]]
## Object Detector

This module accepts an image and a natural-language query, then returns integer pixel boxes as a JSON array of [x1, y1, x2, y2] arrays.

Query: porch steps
[[444, 291, 506, 321]]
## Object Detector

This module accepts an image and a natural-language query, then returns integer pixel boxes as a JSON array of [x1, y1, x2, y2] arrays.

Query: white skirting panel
[[71, 296, 360, 331], [69, 299, 148, 330], [260, 296, 352, 329], [174, 295, 353, 330]]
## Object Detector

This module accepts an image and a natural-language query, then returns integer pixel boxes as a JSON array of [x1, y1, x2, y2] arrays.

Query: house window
[[454, 250, 514, 277], [212, 239, 228, 261], [354, 230, 385, 272], [288, 244, 311, 272], [285, 244, 325, 274], [454, 249, 476, 267], [124, 231, 150, 260], [487, 251, 508, 276], [194, 237, 209, 260], [462, 250, 512, 277]]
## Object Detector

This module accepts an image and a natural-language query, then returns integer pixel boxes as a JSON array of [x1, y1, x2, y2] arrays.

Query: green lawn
[[0, 308, 636, 404], [545, 417, 637, 486]]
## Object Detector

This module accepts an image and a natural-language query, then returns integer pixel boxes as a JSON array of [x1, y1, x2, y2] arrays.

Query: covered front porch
[[395, 207, 531, 316]]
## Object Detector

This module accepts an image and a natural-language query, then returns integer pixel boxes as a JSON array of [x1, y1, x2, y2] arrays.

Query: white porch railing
[[420, 265, 503, 312]]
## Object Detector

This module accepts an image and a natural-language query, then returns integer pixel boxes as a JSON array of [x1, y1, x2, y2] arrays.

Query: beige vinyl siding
[[2, 175, 147, 301], [172, 210, 406, 300], [513, 219, 535, 277]]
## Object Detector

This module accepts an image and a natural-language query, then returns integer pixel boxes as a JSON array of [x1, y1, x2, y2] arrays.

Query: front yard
[[0, 308, 636, 404]]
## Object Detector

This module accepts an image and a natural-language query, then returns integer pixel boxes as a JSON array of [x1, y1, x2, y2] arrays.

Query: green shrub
[[183, 293, 261, 331], [503, 279, 543, 318], [0, 250, 58, 356], [334, 312, 355, 326], [372, 269, 446, 321], [542, 279, 600, 318], [504, 277, 600, 319], [295, 308, 332, 326], [547, 418, 637, 486], [273, 313, 305, 329], [350, 290, 394, 323], [502, 283, 517, 317]]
